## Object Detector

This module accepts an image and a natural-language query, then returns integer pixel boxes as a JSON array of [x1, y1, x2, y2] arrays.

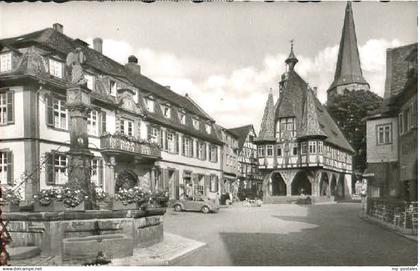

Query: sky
[[0, 1, 417, 132]]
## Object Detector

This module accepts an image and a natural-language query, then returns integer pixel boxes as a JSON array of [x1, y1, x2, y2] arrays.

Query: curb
[[359, 214, 418, 242], [166, 240, 206, 265]]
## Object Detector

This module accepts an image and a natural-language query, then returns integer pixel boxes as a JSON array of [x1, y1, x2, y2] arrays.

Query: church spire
[[328, 2, 369, 98], [285, 39, 298, 71]]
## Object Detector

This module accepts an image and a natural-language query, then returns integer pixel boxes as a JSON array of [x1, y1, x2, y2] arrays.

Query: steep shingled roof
[[256, 90, 276, 141], [328, 2, 368, 92], [384, 43, 418, 100], [273, 68, 354, 153], [228, 125, 255, 150]]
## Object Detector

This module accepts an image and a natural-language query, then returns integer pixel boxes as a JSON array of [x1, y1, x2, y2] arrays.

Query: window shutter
[[164, 131, 169, 151], [181, 135, 185, 156], [147, 125, 151, 140], [215, 146, 218, 163], [175, 133, 179, 154], [45, 152, 55, 185], [190, 139, 194, 157], [159, 129, 163, 147], [101, 111, 107, 135], [46, 95, 54, 127], [98, 159, 104, 187], [195, 140, 199, 158], [6, 152, 13, 185], [6, 91, 14, 123]]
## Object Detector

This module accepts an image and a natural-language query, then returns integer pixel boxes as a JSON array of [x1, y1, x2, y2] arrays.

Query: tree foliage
[[327, 89, 383, 173]]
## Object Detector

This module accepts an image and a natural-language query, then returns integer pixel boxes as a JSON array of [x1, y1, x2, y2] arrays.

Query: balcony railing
[[100, 133, 161, 159]]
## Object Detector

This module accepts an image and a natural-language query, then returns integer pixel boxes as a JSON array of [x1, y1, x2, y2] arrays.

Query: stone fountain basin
[[62, 233, 133, 261]]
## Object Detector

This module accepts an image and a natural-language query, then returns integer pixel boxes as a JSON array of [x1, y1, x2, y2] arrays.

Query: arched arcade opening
[[291, 171, 312, 195], [270, 172, 287, 196]]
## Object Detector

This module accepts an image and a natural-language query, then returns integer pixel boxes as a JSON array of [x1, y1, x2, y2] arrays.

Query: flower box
[[0, 202, 20, 213], [65, 201, 85, 212], [97, 201, 112, 210], [112, 199, 138, 210], [34, 200, 65, 212]]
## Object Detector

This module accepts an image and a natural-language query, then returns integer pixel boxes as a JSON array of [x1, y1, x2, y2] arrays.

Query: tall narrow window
[[277, 145, 282, 156], [109, 80, 117, 96], [309, 141, 317, 154], [120, 118, 133, 136], [0, 151, 13, 185], [0, 53, 12, 72], [54, 153, 68, 185], [167, 131, 176, 153], [266, 145, 273, 157], [101, 111, 107, 135], [258, 146, 266, 157], [85, 74, 94, 90], [179, 112, 186, 125], [301, 142, 307, 154], [0, 91, 13, 125], [88, 110, 98, 136], [377, 123, 392, 145], [49, 59, 63, 78], [192, 118, 200, 130], [52, 98, 68, 130]]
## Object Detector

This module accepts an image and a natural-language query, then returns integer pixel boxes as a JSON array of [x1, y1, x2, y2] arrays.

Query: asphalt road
[[163, 202, 418, 266]]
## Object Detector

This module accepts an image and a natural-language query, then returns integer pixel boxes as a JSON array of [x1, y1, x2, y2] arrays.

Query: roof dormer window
[[0, 52, 12, 73], [205, 123, 211, 134], [109, 79, 117, 96], [145, 97, 155, 112], [84, 74, 94, 90], [179, 112, 186, 125], [192, 118, 200, 130], [49, 58, 63, 78], [162, 104, 171, 118]]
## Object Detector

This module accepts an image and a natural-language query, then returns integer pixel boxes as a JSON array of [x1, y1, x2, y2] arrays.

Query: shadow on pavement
[[219, 204, 418, 266]]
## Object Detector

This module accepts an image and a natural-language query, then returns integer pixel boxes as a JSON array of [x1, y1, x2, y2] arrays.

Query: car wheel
[[201, 206, 210, 214], [174, 204, 182, 212]]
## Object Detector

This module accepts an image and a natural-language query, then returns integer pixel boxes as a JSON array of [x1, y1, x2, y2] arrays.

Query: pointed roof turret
[[328, 2, 369, 92], [285, 39, 298, 71], [299, 87, 327, 139], [256, 89, 276, 142]]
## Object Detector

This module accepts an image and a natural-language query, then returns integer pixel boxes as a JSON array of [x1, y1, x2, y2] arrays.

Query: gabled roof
[[256, 90, 276, 142], [228, 125, 255, 149], [328, 2, 368, 92], [384, 43, 418, 100]]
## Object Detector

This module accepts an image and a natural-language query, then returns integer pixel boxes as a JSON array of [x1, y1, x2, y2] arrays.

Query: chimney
[[53, 23, 63, 33], [93, 38, 103, 54], [125, 55, 141, 74]]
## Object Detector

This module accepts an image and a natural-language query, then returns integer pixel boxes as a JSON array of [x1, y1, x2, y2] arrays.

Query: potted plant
[[33, 187, 66, 212], [113, 186, 149, 210], [149, 190, 169, 208], [33, 185, 85, 212], [0, 188, 21, 213]]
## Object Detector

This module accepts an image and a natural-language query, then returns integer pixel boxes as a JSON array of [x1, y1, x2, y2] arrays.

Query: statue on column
[[66, 47, 87, 86]]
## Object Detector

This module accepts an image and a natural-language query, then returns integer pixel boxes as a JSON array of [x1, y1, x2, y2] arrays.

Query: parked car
[[172, 196, 219, 213]]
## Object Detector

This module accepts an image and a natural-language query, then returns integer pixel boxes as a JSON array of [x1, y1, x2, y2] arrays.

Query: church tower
[[327, 2, 370, 103]]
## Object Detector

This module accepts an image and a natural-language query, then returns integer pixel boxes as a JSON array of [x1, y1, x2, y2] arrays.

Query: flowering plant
[[33, 185, 84, 207], [116, 186, 150, 206], [94, 186, 110, 202], [33, 187, 64, 206], [1, 188, 21, 205]]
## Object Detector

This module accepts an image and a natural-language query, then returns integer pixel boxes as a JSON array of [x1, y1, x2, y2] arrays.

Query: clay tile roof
[[256, 90, 276, 142], [384, 43, 418, 100]]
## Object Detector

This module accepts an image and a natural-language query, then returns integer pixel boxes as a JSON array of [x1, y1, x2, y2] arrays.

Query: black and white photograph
[[0, 0, 417, 268]]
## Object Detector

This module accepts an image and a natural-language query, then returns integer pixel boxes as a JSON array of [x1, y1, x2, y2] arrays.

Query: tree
[[327, 89, 383, 174]]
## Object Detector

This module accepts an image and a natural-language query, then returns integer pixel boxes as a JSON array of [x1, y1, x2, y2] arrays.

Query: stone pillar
[[66, 86, 94, 210], [344, 173, 353, 200], [105, 156, 116, 194]]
